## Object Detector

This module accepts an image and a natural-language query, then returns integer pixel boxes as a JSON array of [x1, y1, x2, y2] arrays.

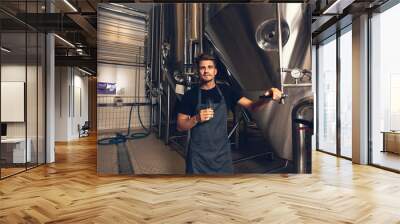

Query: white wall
[[55, 66, 69, 141], [98, 63, 146, 96], [1, 63, 45, 164], [72, 73, 89, 138], [97, 63, 150, 131], [1, 64, 31, 138], [55, 67, 89, 141], [97, 5, 149, 133], [1, 64, 26, 81]]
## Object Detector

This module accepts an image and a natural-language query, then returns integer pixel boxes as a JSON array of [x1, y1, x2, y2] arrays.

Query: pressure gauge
[[291, 69, 303, 79]]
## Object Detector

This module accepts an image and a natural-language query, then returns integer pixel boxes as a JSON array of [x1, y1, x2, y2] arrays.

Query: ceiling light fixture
[[106, 3, 148, 19], [322, 0, 355, 15], [76, 48, 85, 56], [78, 67, 93, 76], [1, 47, 11, 53], [54, 34, 75, 48], [63, 0, 78, 12], [109, 3, 125, 8]]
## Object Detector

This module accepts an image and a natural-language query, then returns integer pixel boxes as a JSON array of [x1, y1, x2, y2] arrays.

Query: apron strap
[[215, 85, 225, 102], [197, 85, 202, 111]]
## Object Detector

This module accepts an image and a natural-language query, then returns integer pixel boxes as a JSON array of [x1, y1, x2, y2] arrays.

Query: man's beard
[[200, 75, 214, 84]]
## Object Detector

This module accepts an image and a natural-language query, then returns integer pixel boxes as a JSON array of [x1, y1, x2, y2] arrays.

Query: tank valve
[[280, 93, 288, 104], [259, 92, 288, 104]]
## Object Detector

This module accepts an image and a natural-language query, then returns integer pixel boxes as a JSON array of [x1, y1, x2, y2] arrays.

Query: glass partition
[[339, 27, 352, 158], [1, 30, 28, 177], [317, 35, 337, 155], [370, 3, 400, 171], [0, 1, 46, 179], [38, 32, 45, 165], [27, 30, 38, 169]]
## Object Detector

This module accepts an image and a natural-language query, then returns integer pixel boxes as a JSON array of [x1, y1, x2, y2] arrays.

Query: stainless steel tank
[[162, 3, 202, 73], [161, 4, 185, 72], [204, 3, 312, 160]]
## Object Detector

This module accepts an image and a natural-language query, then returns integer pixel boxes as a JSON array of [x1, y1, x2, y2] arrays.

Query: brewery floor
[[97, 127, 288, 175], [98, 127, 287, 175], [97, 133, 185, 175]]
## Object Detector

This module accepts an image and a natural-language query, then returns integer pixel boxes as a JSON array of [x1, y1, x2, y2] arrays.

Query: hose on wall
[[97, 103, 150, 145]]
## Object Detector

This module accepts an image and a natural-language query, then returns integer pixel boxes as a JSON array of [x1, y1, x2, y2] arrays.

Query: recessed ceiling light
[[63, 0, 78, 12], [54, 34, 75, 48], [322, 0, 355, 15], [1, 47, 11, 53], [78, 67, 93, 76]]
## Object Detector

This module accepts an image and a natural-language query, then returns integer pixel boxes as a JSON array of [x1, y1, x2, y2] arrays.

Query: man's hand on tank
[[264, 88, 282, 101]]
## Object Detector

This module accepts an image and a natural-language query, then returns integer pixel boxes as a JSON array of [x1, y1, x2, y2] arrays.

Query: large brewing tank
[[161, 3, 202, 73], [161, 4, 185, 72], [204, 3, 312, 160]]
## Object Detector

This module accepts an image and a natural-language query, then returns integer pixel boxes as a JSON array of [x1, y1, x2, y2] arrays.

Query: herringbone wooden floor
[[1, 135, 400, 223]]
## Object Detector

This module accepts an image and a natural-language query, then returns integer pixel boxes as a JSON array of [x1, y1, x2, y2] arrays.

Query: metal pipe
[[165, 83, 171, 144], [158, 89, 162, 138], [276, 3, 286, 104], [234, 107, 240, 150], [282, 83, 312, 88], [199, 4, 204, 53], [149, 10, 153, 130], [138, 48, 143, 129], [191, 4, 199, 40], [173, 4, 185, 67], [228, 118, 241, 139], [149, 7, 158, 131], [149, 73, 153, 130], [151, 6, 160, 132], [157, 5, 163, 138], [189, 3, 200, 64], [184, 3, 189, 66], [291, 98, 313, 173]]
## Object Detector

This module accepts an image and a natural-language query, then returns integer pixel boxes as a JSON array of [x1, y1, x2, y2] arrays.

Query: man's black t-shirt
[[177, 84, 243, 116]]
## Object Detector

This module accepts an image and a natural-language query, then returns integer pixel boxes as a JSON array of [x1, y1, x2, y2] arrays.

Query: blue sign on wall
[[97, 82, 116, 95]]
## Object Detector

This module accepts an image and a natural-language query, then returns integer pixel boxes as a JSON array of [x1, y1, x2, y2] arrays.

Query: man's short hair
[[196, 53, 217, 67]]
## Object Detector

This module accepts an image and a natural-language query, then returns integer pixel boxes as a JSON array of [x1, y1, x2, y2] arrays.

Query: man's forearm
[[177, 115, 198, 131], [238, 96, 270, 113], [238, 88, 281, 112], [249, 99, 269, 112]]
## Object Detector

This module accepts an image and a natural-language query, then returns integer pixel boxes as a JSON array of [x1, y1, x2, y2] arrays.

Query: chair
[[78, 121, 90, 138]]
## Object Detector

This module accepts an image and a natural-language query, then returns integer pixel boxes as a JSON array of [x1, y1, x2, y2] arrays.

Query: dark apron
[[186, 85, 233, 174]]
